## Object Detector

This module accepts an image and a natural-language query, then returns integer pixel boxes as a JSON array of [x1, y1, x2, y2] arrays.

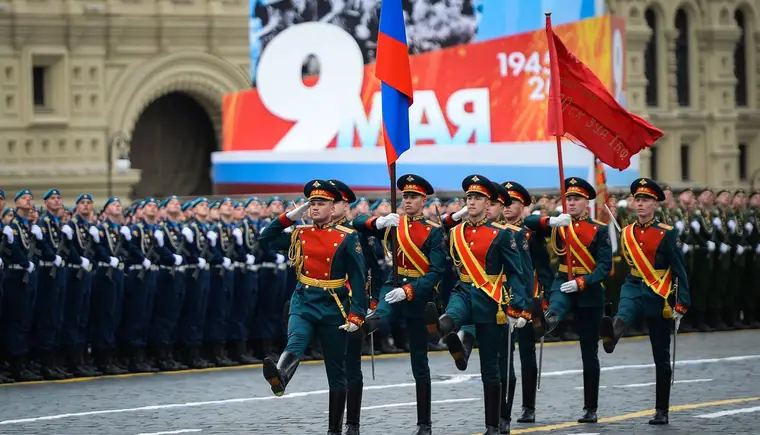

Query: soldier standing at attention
[[528, 177, 611, 424], [259, 180, 367, 435], [360, 174, 444, 435], [328, 178, 400, 435], [425, 175, 530, 435], [600, 178, 690, 425]]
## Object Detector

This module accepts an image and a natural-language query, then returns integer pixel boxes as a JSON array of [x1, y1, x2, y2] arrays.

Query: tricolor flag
[[375, 0, 413, 170]]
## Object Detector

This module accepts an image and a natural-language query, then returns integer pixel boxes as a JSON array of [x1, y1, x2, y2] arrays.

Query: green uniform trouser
[[285, 314, 348, 390], [605, 257, 626, 316], [689, 249, 710, 315], [345, 333, 364, 387], [616, 280, 673, 411], [446, 293, 503, 386]]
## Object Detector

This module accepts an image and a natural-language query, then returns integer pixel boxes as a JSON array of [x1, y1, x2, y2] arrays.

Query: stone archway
[[130, 92, 218, 198]]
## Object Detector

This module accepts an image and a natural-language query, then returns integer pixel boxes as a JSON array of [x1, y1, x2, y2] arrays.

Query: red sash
[[621, 225, 672, 298], [452, 224, 504, 303], [558, 224, 596, 274], [396, 215, 430, 275]]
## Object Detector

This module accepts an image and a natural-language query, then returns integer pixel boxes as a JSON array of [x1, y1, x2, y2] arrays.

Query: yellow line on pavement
[[464, 396, 760, 434]]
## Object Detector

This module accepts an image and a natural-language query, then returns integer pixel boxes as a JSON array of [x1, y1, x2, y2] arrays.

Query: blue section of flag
[[381, 82, 411, 161], [377, 0, 408, 44]]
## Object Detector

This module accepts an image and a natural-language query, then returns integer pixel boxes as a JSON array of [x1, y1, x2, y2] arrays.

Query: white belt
[[159, 265, 186, 272], [97, 261, 124, 269], [128, 265, 158, 271], [8, 264, 27, 270], [234, 262, 258, 271], [213, 264, 235, 270], [38, 261, 55, 267], [260, 262, 276, 269]]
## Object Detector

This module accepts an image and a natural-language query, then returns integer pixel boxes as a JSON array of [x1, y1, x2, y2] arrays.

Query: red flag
[[545, 16, 663, 170], [594, 158, 610, 223]]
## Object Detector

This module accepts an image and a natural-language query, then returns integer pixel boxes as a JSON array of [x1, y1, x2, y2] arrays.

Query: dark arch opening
[[644, 8, 659, 107], [130, 92, 217, 199], [735, 9, 748, 107], [675, 8, 690, 107]]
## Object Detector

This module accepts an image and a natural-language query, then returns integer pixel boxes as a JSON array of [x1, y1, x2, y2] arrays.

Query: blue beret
[[2, 207, 14, 218], [14, 189, 32, 202], [234, 202, 244, 208], [142, 197, 158, 207], [0, 189, 4, 199], [181, 201, 192, 211], [103, 197, 121, 210], [350, 196, 368, 209], [76, 193, 93, 204], [192, 197, 209, 208], [210, 200, 220, 208], [369, 198, 390, 211], [43, 188, 61, 200], [219, 197, 233, 206], [164, 195, 180, 205], [244, 197, 261, 208], [446, 197, 462, 205], [267, 196, 284, 206], [425, 197, 442, 207]]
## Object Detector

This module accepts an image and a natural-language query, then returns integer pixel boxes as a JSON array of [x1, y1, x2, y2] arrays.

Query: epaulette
[[504, 223, 522, 232], [591, 218, 607, 226], [657, 222, 673, 230], [490, 222, 508, 230], [334, 224, 355, 234], [424, 219, 440, 227], [296, 224, 312, 229]]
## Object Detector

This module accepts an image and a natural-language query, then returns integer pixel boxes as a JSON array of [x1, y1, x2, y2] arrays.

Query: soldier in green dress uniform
[[600, 178, 690, 425], [258, 180, 367, 435], [424, 174, 531, 435], [688, 188, 717, 331], [528, 177, 612, 424], [747, 191, 760, 327], [707, 190, 732, 330]]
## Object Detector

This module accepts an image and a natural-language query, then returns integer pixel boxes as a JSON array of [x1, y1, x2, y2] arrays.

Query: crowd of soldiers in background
[[0, 184, 758, 383]]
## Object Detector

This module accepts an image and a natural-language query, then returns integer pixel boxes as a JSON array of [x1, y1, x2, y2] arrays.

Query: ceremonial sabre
[[507, 321, 514, 393], [536, 335, 545, 391], [370, 333, 376, 381], [671, 277, 679, 385]]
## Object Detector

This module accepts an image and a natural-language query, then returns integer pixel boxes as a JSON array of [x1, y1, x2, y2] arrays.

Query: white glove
[[276, 253, 286, 264], [31, 225, 43, 240], [681, 243, 691, 254], [198, 257, 207, 269], [286, 202, 310, 221], [142, 258, 152, 269], [80, 257, 90, 270], [720, 243, 730, 254], [736, 245, 745, 255], [173, 254, 183, 266], [26, 262, 35, 273], [507, 315, 526, 331], [109, 256, 119, 268], [89, 226, 100, 243], [120, 226, 132, 241], [206, 231, 218, 247], [549, 214, 572, 228], [2, 225, 14, 244], [0, 257, 3, 268], [61, 225, 74, 240], [452, 207, 469, 221], [376, 213, 400, 229], [339, 321, 360, 332], [232, 227, 243, 245], [283, 226, 294, 234], [690, 221, 701, 233], [366, 308, 375, 317], [745, 222, 754, 233], [675, 221, 684, 233], [516, 317, 527, 328], [182, 227, 194, 243], [706, 241, 716, 251], [674, 312, 684, 332], [756, 244, 760, 254], [54, 255, 63, 267], [712, 217, 722, 229], [617, 199, 628, 208], [728, 220, 737, 232], [222, 257, 232, 270], [154, 230, 165, 247], [246, 254, 256, 265], [385, 287, 407, 304], [560, 280, 579, 293], [384, 252, 393, 263], [531, 210, 541, 216]]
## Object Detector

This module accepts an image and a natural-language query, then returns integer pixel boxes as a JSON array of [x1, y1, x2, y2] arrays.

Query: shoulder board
[[590, 219, 606, 226], [657, 222, 673, 230], [424, 219, 440, 227], [504, 223, 522, 232], [296, 224, 312, 229], [334, 224, 355, 234], [490, 222, 508, 230]]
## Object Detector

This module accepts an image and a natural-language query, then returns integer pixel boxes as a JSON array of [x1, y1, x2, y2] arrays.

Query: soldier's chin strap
[[671, 277, 679, 386]]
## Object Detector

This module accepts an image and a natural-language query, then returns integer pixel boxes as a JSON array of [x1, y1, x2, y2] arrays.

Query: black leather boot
[[533, 310, 559, 339], [577, 369, 599, 423], [424, 302, 442, 340], [11, 355, 42, 382], [447, 329, 475, 371], [517, 363, 536, 423], [413, 382, 432, 435], [499, 377, 516, 433], [482, 383, 501, 434], [130, 348, 159, 373], [650, 367, 671, 425], [344, 384, 362, 435], [263, 351, 300, 396], [231, 341, 262, 365], [211, 343, 238, 367], [327, 389, 347, 435], [40, 351, 67, 380], [600, 316, 627, 354], [649, 410, 669, 425]]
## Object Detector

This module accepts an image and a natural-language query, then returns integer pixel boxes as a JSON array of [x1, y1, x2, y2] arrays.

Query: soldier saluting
[[600, 178, 691, 425], [259, 179, 367, 435]]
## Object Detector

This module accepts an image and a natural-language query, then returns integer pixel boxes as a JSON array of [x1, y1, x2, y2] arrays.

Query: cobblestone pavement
[[1, 331, 759, 435]]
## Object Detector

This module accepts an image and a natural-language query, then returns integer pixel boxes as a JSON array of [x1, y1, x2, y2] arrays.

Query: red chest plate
[[562, 220, 598, 245], [297, 226, 346, 279], [398, 220, 433, 267], [461, 224, 499, 269], [631, 225, 666, 263]]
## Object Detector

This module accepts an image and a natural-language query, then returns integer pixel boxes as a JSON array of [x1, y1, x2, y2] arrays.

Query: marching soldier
[[89, 197, 129, 375], [178, 197, 215, 369], [528, 177, 611, 424], [710, 190, 732, 330], [121, 197, 161, 373], [425, 175, 530, 435], [259, 180, 367, 435], [2, 190, 42, 381], [360, 174, 444, 435], [600, 178, 691, 425]]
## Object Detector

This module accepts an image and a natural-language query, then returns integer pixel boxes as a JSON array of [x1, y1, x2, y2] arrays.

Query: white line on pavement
[[135, 430, 202, 435], [696, 405, 760, 419], [574, 378, 713, 390], [1, 354, 757, 426], [323, 398, 479, 413]]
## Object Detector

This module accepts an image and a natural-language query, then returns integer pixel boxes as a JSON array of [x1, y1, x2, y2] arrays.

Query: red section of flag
[[545, 17, 664, 170], [594, 158, 610, 223]]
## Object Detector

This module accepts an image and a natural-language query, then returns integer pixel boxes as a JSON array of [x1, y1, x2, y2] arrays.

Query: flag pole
[[546, 11, 573, 281], [390, 163, 399, 288]]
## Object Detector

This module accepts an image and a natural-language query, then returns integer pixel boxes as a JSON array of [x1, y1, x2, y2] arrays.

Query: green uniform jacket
[[259, 213, 368, 326], [524, 214, 612, 308]]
